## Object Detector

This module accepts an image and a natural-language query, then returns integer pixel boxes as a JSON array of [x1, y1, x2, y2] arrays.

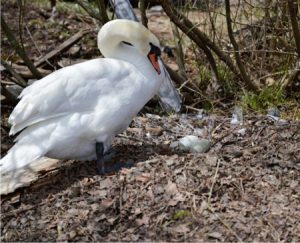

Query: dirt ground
[[1, 1, 300, 242], [1, 114, 300, 241]]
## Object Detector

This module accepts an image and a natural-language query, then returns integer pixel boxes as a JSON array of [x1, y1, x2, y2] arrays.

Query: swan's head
[[98, 19, 161, 74]]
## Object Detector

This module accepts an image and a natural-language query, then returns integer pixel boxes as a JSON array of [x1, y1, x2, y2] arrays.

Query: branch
[[95, 0, 110, 24], [76, 0, 103, 25], [140, 0, 148, 27], [164, 64, 185, 86], [171, 23, 186, 77], [1, 83, 19, 105], [161, 1, 243, 84], [224, 0, 258, 91], [1, 59, 27, 87], [34, 29, 90, 67], [1, 16, 42, 79], [288, 0, 300, 57]]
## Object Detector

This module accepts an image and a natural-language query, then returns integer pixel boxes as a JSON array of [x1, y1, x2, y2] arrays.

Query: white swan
[[1, 19, 165, 174]]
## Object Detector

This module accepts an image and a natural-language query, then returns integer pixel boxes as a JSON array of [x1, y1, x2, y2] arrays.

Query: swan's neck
[[102, 40, 157, 79], [97, 21, 158, 78]]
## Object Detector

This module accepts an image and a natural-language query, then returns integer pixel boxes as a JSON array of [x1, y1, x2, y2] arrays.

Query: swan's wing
[[9, 58, 140, 135]]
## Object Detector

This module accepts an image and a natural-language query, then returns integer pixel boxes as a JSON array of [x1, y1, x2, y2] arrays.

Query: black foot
[[96, 142, 105, 175]]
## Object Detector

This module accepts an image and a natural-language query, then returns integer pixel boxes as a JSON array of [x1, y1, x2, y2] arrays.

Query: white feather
[[1, 20, 164, 173]]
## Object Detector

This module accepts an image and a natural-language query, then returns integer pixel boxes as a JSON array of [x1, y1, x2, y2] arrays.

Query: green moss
[[173, 210, 191, 220]]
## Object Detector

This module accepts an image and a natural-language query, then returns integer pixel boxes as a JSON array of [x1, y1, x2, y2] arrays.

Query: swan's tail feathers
[[0, 144, 43, 173]]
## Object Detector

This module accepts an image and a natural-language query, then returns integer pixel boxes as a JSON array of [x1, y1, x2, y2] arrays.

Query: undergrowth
[[240, 86, 286, 112]]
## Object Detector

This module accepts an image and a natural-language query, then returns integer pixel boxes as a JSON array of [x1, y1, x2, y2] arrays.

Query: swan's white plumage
[[1, 20, 164, 173]]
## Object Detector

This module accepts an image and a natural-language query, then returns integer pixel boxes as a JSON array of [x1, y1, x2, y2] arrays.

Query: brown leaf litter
[[1, 114, 299, 241]]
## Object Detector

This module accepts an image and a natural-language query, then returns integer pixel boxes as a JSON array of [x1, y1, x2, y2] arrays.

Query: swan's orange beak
[[148, 43, 161, 75], [148, 53, 161, 74]]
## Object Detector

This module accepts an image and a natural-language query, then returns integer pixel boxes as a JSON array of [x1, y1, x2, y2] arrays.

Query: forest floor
[[1, 1, 300, 242], [1, 114, 300, 241]]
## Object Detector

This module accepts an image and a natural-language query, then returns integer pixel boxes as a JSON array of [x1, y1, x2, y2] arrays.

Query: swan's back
[[9, 58, 151, 135]]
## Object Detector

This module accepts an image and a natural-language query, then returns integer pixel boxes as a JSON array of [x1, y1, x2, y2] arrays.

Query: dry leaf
[[145, 126, 163, 136], [165, 180, 178, 196], [208, 232, 223, 240], [135, 173, 151, 183], [99, 178, 114, 189], [171, 224, 190, 234], [100, 199, 114, 209], [136, 215, 150, 226]]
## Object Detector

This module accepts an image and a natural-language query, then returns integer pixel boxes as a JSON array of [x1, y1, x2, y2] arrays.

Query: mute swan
[[1, 19, 165, 174]]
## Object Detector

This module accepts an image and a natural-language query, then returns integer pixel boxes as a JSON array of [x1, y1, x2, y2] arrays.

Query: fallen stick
[[0, 157, 60, 195], [34, 29, 90, 67], [10, 63, 52, 78]]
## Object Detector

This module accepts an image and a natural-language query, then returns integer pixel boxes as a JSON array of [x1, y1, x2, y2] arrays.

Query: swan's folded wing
[[9, 58, 137, 135]]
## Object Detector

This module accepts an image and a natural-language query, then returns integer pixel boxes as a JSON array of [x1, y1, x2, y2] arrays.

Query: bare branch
[[1, 83, 19, 105], [140, 0, 148, 27], [171, 23, 186, 77], [160, 1, 245, 85], [76, 0, 104, 25], [288, 0, 300, 57], [1, 15, 42, 79], [225, 0, 258, 91], [34, 29, 90, 67], [1, 59, 27, 87], [95, 0, 110, 24]]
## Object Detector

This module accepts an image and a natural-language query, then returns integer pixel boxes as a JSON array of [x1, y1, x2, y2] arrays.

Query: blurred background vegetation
[[1, 0, 299, 119]]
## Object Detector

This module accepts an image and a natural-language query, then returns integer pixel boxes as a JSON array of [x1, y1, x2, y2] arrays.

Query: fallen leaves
[[1, 115, 300, 241], [136, 215, 150, 226]]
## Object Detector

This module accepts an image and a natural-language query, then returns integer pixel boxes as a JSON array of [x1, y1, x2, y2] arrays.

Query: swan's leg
[[96, 143, 135, 175], [96, 142, 105, 174]]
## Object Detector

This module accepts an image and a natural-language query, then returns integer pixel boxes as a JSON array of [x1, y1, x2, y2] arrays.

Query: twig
[[223, 49, 298, 56], [258, 69, 299, 80], [25, 25, 55, 69], [1, 83, 19, 105], [178, 79, 190, 91], [205, 202, 243, 242], [225, 0, 258, 91], [34, 29, 90, 67], [171, 23, 186, 77], [164, 64, 185, 86], [95, 0, 110, 24], [6, 62, 51, 79], [17, 0, 25, 53], [1, 204, 39, 220], [1, 59, 27, 87], [1, 16, 42, 79], [117, 134, 145, 143], [184, 105, 203, 112], [140, 0, 148, 27], [76, 0, 105, 25], [207, 158, 220, 204], [161, 1, 246, 85], [288, 0, 300, 58]]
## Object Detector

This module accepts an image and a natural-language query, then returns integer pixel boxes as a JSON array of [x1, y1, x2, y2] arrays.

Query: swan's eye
[[122, 41, 133, 46], [149, 43, 161, 56]]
